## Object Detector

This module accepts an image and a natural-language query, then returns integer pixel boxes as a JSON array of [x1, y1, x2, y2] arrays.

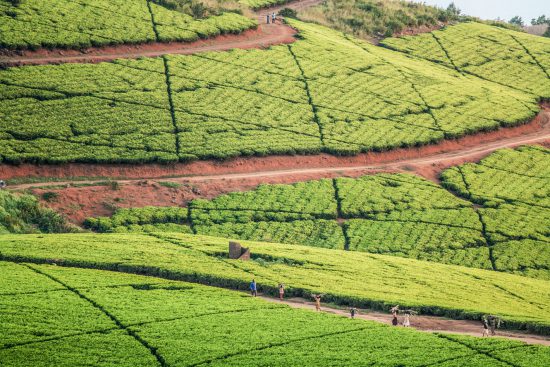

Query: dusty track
[[0, 0, 324, 67], [260, 296, 550, 347]]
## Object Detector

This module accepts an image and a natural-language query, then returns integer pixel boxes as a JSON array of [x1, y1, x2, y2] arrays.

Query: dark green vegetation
[[2, 262, 549, 366], [0, 0, 256, 49], [1, 20, 547, 163], [2, 234, 550, 335], [0, 190, 71, 234], [382, 22, 550, 97], [85, 146, 550, 280]]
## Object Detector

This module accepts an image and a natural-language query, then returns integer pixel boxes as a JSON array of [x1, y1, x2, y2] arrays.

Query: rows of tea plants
[[0, 0, 256, 49], [0, 58, 178, 163], [1, 20, 544, 163], [2, 234, 550, 335], [382, 22, 550, 98], [4, 262, 549, 366], [83, 146, 549, 279], [238, 0, 291, 10], [441, 145, 550, 279]]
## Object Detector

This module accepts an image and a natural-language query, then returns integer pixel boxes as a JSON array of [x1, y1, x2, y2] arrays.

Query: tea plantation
[[85, 145, 550, 280], [1, 20, 548, 163], [2, 261, 549, 366], [0, 0, 256, 49], [2, 233, 550, 335]]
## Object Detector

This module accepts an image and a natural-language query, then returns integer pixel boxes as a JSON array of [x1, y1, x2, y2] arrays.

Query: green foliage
[[0, 190, 71, 233], [531, 15, 550, 26], [239, 0, 291, 10], [41, 191, 58, 202], [298, 0, 459, 39], [509, 16, 524, 27], [84, 206, 189, 232], [2, 234, 550, 335], [278, 7, 297, 18], [382, 22, 550, 98], [1, 20, 545, 163], [4, 262, 549, 366], [0, 0, 257, 50]]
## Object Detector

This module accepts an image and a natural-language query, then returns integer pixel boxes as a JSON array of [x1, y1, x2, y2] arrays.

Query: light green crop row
[[1, 232, 550, 334], [3, 261, 549, 366]]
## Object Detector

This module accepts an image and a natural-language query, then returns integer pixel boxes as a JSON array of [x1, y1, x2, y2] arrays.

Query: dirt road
[[260, 296, 550, 347]]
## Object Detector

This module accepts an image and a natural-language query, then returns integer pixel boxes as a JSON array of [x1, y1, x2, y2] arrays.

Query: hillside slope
[[1, 232, 550, 334], [3, 262, 549, 366], [1, 20, 547, 163], [382, 22, 550, 97]]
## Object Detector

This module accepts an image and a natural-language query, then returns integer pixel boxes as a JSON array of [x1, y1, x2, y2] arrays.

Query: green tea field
[[1, 0, 549, 365]]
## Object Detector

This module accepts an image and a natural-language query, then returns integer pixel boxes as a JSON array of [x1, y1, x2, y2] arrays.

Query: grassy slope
[[1, 232, 550, 334], [299, 0, 455, 38], [0, 190, 72, 234], [3, 262, 549, 366], [1, 20, 544, 163]]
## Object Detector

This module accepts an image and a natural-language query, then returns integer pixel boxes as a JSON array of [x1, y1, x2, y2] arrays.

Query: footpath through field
[[260, 296, 550, 347], [0, 0, 323, 67]]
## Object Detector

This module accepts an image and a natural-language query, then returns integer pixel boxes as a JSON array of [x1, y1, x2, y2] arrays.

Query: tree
[[446, 2, 461, 17], [531, 15, 549, 25], [509, 16, 524, 27]]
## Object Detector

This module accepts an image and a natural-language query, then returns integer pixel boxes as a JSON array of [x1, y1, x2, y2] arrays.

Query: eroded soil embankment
[[7, 105, 549, 224]]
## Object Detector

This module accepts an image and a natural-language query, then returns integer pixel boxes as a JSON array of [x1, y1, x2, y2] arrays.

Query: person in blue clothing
[[250, 279, 257, 297]]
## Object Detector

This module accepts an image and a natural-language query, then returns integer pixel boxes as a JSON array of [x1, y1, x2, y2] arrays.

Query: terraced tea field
[[1, 20, 548, 163], [3, 232, 550, 334], [382, 22, 550, 97], [3, 261, 549, 366], [84, 145, 550, 280], [0, 0, 256, 49]]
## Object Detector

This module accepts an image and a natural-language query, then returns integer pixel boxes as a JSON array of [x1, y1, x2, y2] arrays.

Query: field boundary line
[[508, 34, 550, 79], [287, 44, 325, 145], [146, 0, 161, 42], [22, 264, 168, 367], [162, 56, 180, 156]]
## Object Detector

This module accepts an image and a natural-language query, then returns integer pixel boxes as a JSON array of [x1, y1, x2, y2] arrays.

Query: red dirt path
[[261, 297, 550, 346], [7, 105, 549, 224], [0, 22, 297, 67]]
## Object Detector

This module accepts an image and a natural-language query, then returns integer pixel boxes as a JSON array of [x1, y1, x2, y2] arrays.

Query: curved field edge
[[0, 20, 546, 164], [4, 262, 549, 367], [1, 232, 550, 335]]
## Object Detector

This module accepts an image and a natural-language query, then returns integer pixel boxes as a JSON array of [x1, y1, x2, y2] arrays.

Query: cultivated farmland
[[382, 22, 550, 97], [2, 233, 550, 335], [1, 20, 548, 163], [85, 145, 550, 280], [0, 0, 256, 49], [2, 262, 549, 366]]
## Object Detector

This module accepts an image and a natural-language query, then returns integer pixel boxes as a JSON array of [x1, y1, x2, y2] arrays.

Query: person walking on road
[[392, 315, 398, 326], [278, 283, 285, 300], [350, 307, 358, 319], [272, 12, 276, 24], [266, 14, 270, 24], [482, 317, 489, 337], [250, 279, 257, 297], [403, 313, 411, 327], [313, 294, 322, 311]]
